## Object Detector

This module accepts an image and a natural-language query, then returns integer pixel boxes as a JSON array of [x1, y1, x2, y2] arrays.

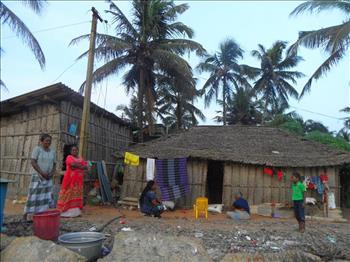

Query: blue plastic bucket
[[0, 179, 14, 232]]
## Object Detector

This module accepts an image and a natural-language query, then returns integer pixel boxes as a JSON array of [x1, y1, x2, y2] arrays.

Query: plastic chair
[[193, 197, 208, 219]]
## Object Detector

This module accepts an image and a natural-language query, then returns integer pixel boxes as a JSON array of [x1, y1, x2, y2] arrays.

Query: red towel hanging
[[264, 167, 273, 176], [277, 170, 283, 181], [320, 173, 328, 183]]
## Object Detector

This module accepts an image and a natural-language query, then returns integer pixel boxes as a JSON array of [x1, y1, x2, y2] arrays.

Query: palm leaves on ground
[[71, 0, 205, 139], [214, 87, 262, 125], [289, 0, 350, 97], [157, 75, 205, 130], [197, 39, 251, 125], [249, 41, 304, 123], [0, 0, 46, 69]]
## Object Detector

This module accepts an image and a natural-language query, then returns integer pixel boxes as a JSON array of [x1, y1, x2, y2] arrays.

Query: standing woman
[[24, 134, 56, 220], [57, 145, 87, 217]]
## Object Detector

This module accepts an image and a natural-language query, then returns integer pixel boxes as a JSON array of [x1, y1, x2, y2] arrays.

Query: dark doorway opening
[[206, 161, 224, 204], [340, 165, 350, 208], [62, 144, 77, 171]]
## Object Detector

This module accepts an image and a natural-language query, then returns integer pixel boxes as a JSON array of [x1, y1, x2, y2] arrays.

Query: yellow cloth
[[124, 152, 140, 166]]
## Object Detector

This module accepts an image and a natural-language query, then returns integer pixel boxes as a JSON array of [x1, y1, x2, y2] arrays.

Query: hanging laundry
[[304, 176, 311, 187], [124, 152, 139, 166], [283, 173, 287, 182], [307, 182, 316, 190], [277, 170, 283, 182], [155, 158, 189, 201], [146, 158, 155, 181], [263, 167, 273, 176], [311, 176, 323, 194], [320, 173, 328, 183]]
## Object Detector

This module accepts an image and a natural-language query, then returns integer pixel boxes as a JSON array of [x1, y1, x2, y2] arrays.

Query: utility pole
[[79, 7, 103, 158]]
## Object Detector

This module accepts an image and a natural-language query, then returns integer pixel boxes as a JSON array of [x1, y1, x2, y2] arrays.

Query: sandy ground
[[3, 200, 350, 261]]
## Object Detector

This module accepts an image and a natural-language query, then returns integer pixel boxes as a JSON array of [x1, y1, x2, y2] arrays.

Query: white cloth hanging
[[146, 158, 155, 181]]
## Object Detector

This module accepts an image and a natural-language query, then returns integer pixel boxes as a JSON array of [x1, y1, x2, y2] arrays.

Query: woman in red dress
[[57, 145, 87, 217]]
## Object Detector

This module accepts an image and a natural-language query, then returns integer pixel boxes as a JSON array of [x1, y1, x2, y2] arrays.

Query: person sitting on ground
[[227, 192, 251, 220], [139, 180, 164, 218]]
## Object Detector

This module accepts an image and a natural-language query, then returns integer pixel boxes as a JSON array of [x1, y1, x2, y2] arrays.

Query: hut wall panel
[[0, 104, 61, 196], [255, 166, 264, 205], [240, 165, 249, 201], [223, 163, 232, 208]]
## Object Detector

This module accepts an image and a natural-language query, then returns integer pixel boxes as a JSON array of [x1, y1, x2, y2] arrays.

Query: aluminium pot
[[58, 232, 105, 261]]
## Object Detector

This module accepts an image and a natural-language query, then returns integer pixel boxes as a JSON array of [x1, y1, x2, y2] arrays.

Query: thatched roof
[[127, 125, 350, 167], [1, 83, 130, 127]]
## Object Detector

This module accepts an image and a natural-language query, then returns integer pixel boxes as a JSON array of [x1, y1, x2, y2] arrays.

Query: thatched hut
[[122, 126, 350, 208], [0, 83, 132, 197]]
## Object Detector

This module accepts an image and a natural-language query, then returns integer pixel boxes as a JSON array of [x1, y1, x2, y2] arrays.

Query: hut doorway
[[340, 165, 350, 208], [206, 161, 224, 204]]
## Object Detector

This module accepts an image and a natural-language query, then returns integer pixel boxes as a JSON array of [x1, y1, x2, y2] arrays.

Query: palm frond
[[166, 22, 194, 38], [290, 0, 350, 16], [0, 2, 45, 68], [106, 0, 138, 37], [157, 38, 206, 56], [21, 0, 47, 15], [79, 56, 129, 92], [300, 47, 344, 97]]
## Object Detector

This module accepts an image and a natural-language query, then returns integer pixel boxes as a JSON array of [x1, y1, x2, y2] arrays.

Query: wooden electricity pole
[[79, 7, 103, 158]]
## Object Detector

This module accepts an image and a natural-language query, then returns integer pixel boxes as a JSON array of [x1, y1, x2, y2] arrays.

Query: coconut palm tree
[[157, 75, 205, 130], [71, 0, 205, 141], [214, 87, 262, 125], [289, 0, 350, 97], [197, 39, 251, 125], [116, 95, 141, 126], [249, 41, 304, 123], [0, 0, 46, 71], [341, 107, 350, 129], [304, 119, 330, 134]]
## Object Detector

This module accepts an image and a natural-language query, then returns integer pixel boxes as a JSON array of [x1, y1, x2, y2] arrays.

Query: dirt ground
[[3, 200, 350, 261]]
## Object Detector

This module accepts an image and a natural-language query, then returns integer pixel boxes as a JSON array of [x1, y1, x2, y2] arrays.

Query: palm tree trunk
[[138, 68, 145, 142], [176, 97, 182, 130], [262, 98, 268, 125], [145, 82, 154, 136], [222, 78, 227, 125]]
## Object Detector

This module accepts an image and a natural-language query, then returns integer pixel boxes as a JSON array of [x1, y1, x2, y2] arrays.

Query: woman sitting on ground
[[227, 192, 251, 220], [139, 180, 164, 218], [57, 145, 87, 217]]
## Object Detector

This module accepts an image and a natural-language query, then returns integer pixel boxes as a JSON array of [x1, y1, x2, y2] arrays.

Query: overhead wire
[[2, 21, 91, 40]]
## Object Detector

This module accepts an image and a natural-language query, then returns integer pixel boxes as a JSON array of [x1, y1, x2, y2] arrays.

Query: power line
[[2, 21, 91, 40], [289, 105, 343, 120], [51, 59, 81, 84]]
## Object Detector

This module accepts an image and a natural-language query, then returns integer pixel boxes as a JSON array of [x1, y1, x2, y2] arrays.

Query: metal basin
[[58, 232, 105, 261]]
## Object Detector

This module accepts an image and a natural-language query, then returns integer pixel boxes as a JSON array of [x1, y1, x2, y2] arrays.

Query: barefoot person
[[57, 145, 87, 217], [291, 172, 306, 232], [139, 180, 164, 218], [24, 134, 56, 220]]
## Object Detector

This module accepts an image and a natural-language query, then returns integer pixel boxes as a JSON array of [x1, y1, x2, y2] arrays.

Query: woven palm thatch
[[127, 126, 350, 167]]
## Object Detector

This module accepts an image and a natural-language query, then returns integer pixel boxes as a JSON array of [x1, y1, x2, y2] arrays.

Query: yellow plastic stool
[[193, 197, 208, 219]]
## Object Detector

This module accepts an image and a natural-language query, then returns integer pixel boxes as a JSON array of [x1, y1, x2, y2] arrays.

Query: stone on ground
[[220, 250, 321, 262], [100, 232, 212, 262], [0, 234, 16, 251], [1, 236, 87, 262]]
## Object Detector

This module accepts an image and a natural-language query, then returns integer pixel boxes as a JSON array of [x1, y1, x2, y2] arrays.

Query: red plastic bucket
[[33, 210, 61, 240]]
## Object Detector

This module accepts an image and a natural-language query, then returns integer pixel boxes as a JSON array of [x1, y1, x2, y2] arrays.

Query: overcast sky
[[1, 1, 349, 132]]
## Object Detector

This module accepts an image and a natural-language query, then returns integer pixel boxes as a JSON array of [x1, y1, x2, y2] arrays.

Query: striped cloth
[[155, 158, 189, 201]]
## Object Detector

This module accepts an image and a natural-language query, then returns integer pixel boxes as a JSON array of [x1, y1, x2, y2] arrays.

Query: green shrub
[[305, 131, 350, 151]]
